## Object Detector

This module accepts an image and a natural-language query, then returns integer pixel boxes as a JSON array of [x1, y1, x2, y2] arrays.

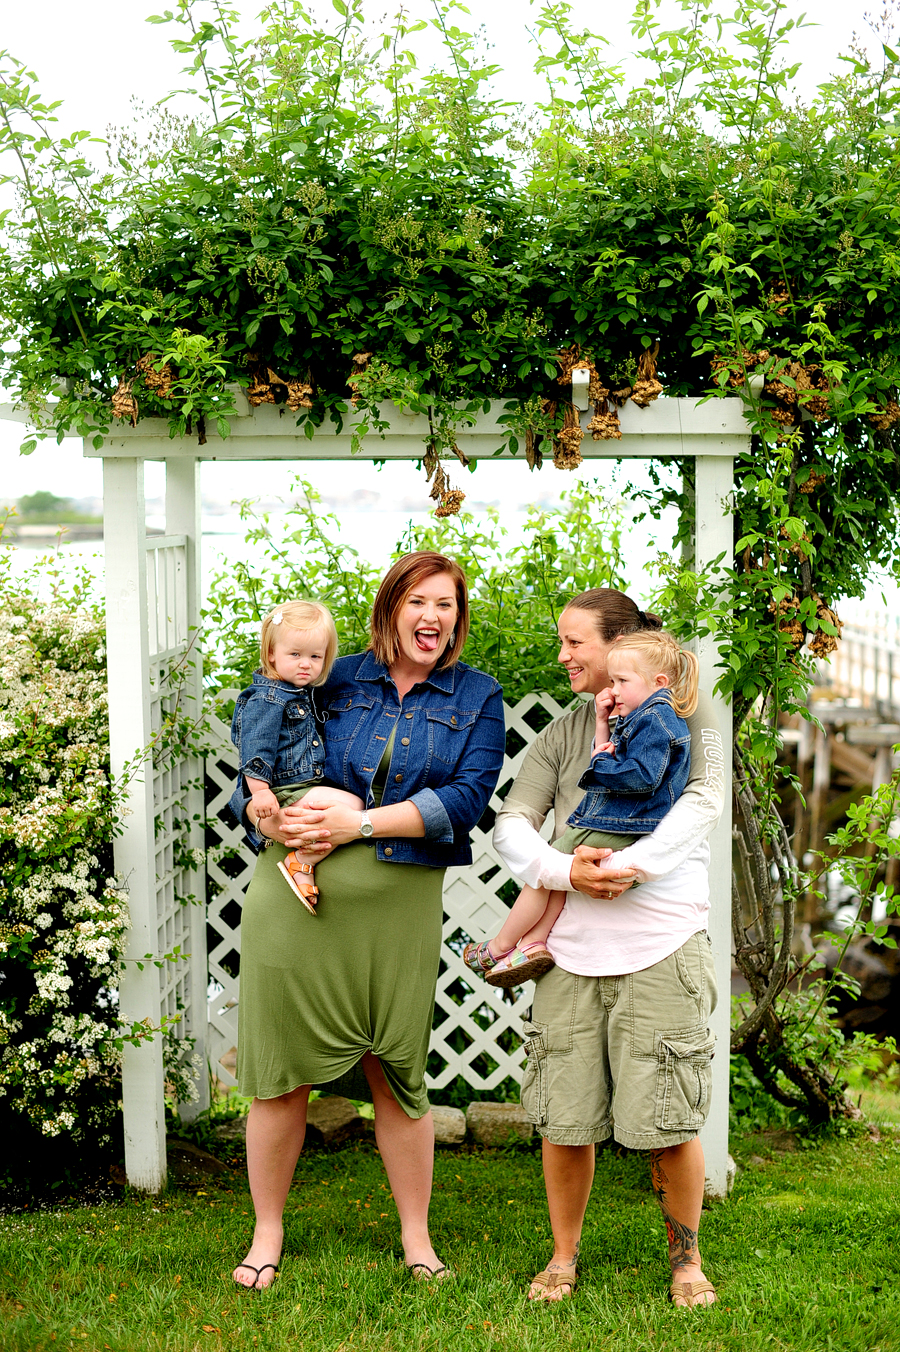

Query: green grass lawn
[[2, 1127, 899, 1352]]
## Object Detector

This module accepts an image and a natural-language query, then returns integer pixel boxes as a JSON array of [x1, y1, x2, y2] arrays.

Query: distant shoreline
[[4, 523, 165, 542]]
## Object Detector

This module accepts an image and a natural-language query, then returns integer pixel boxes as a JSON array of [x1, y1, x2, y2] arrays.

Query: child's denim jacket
[[566, 690, 690, 835], [229, 672, 326, 798]]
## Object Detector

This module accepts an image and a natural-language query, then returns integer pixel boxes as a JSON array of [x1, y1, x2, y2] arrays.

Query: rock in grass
[[305, 1095, 368, 1147], [213, 1115, 248, 1144], [466, 1101, 533, 1146], [431, 1105, 466, 1145], [166, 1138, 231, 1183]]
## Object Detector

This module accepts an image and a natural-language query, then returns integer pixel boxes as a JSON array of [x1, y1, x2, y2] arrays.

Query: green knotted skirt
[[236, 792, 444, 1118]]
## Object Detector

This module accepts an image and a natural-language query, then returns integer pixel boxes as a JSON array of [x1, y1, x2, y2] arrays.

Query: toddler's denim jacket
[[229, 672, 325, 801], [566, 689, 690, 835]]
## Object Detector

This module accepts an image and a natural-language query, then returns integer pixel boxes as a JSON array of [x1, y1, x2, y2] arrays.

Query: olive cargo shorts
[[520, 932, 718, 1149]]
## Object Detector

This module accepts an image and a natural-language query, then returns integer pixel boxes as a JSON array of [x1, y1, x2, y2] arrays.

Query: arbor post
[[165, 456, 210, 1122], [104, 457, 167, 1193], [694, 454, 734, 1197]]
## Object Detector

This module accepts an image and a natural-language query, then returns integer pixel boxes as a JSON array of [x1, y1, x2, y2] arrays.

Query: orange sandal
[[277, 851, 319, 915]]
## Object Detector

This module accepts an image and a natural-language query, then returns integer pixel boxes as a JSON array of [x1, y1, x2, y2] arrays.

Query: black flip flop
[[233, 1261, 279, 1292], [407, 1262, 450, 1282]]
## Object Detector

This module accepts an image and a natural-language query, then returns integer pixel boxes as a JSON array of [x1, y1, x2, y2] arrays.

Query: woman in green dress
[[231, 552, 505, 1289]]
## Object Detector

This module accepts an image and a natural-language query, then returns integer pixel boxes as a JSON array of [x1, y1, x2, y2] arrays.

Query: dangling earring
[[449, 631, 457, 647]]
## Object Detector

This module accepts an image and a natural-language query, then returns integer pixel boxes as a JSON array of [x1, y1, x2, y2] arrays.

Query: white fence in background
[[821, 608, 900, 718], [204, 690, 571, 1093]]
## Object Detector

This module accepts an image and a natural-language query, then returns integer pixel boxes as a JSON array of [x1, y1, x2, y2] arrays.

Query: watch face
[[360, 815, 374, 837]]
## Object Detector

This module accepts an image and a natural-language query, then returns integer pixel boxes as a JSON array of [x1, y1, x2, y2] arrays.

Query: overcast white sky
[[0, 0, 881, 511]]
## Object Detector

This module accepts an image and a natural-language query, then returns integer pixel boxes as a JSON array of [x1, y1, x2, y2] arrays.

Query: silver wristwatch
[[359, 810, 374, 838]]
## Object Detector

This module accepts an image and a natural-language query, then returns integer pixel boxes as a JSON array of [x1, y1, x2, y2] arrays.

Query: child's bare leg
[[492, 885, 556, 956], [300, 786, 365, 812], [278, 788, 365, 913], [520, 889, 566, 947]]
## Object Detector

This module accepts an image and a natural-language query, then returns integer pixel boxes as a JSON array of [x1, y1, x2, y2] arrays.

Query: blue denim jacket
[[230, 672, 326, 794], [566, 690, 690, 835], [233, 651, 505, 866]]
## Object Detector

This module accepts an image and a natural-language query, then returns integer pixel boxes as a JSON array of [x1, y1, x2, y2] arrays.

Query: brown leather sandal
[[528, 1262, 577, 1299], [670, 1279, 717, 1308], [277, 852, 318, 914]]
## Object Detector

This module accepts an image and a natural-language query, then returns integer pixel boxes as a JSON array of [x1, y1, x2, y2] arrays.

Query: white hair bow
[[271, 609, 284, 625]]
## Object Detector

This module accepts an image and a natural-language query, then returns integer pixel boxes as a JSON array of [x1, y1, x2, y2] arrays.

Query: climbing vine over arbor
[[3, 0, 900, 1121]]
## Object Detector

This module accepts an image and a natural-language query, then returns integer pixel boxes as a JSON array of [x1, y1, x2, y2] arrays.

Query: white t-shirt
[[492, 693, 725, 976]]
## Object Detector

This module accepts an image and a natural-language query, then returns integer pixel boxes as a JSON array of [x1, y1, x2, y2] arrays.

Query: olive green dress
[[236, 735, 444, 1118]]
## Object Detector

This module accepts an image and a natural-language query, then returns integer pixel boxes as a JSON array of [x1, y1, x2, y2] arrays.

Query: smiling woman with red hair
[[228, 551, 504, 1291]]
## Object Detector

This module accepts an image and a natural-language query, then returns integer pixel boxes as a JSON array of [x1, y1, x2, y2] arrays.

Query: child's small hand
[[595, 741, 615, 755], [250, 788, 279, 820], [595, 689, 615, 720]]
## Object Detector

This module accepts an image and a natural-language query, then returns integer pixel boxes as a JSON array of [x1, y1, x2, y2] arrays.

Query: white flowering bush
[[0, 536, 130, 1144]]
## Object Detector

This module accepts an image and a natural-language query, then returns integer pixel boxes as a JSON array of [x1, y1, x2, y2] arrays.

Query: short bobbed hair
[[369, 551, 469, 670], [259, 600, 338, 685]]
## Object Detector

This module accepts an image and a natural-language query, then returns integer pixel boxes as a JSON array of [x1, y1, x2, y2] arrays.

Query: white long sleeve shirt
[[492, 692, 726, 976]]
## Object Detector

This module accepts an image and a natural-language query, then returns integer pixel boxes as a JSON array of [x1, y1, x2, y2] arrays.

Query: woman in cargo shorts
[[492, 588, 724, 1308]]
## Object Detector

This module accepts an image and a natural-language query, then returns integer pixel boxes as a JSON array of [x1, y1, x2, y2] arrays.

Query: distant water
[[5, 506, 676, 607]]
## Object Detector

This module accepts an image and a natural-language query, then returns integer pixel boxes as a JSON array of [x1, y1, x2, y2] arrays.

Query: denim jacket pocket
[[324, 694, 376, 741], [426, 707, 478, 763]]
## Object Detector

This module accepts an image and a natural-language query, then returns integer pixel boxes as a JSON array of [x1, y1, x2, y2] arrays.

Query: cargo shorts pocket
[[519, 1019, 548, 1127], [655, 1026, 715, 1131]]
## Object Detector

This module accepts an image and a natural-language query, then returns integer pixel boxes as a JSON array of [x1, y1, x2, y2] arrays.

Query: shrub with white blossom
[[0, 536, 130, 1142]]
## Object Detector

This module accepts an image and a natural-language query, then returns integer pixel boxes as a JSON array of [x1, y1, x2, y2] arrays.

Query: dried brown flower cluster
[[136, 353, 174, 399], [765, 361, 832, 424], [347, 351, 373, 407], [587, 407, 622, 440], [768, 595, 805, 650], [435, 488, 466, 517], [798, 468, 827, 493], [112, 352, 177, 424], [767, 593, 843, 658], [630, 342, 663, 408], [424, 442, 466, 516], [779, 523, 812, 560], [809, 595, 842, 659], [549, 400, 584, 469], [246, 361, 314, 410], [111, 376, 138, 426], [710, 346, 769, 389], [525, 427, 543, 470], [868, 398, 900, 431]]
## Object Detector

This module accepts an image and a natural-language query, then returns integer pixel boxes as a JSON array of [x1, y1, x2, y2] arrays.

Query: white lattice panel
[[203, 690, 574, 1092], [146, 538, 207, 1079]]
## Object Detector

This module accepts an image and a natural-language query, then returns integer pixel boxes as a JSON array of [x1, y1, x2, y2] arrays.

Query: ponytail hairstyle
[[609, 630, 699, 718], [563, 588, 663, 642]]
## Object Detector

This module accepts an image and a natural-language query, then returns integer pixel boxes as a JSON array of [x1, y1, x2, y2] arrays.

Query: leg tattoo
[[650, 1150, 699, 1276], [545, 1240, 580, 1273]]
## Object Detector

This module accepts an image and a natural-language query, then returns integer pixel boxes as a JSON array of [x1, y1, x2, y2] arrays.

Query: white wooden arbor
[[5, 393, 745, 1196]]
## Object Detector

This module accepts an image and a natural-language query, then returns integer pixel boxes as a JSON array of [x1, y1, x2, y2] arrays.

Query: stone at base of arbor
[[466, 1101, 534, 1146]]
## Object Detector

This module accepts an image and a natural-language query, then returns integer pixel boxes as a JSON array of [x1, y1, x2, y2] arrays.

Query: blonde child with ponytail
[[465, 631, 700, 985]]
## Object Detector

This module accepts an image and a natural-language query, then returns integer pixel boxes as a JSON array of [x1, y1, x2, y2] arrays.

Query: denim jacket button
[[450, 715, 457, 725], [394, 773, 403, 782], [405, 712, 413, 719], [384, 846, 393, 856], [401, 737, 410, 746], [312, 740, 319, 747]]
